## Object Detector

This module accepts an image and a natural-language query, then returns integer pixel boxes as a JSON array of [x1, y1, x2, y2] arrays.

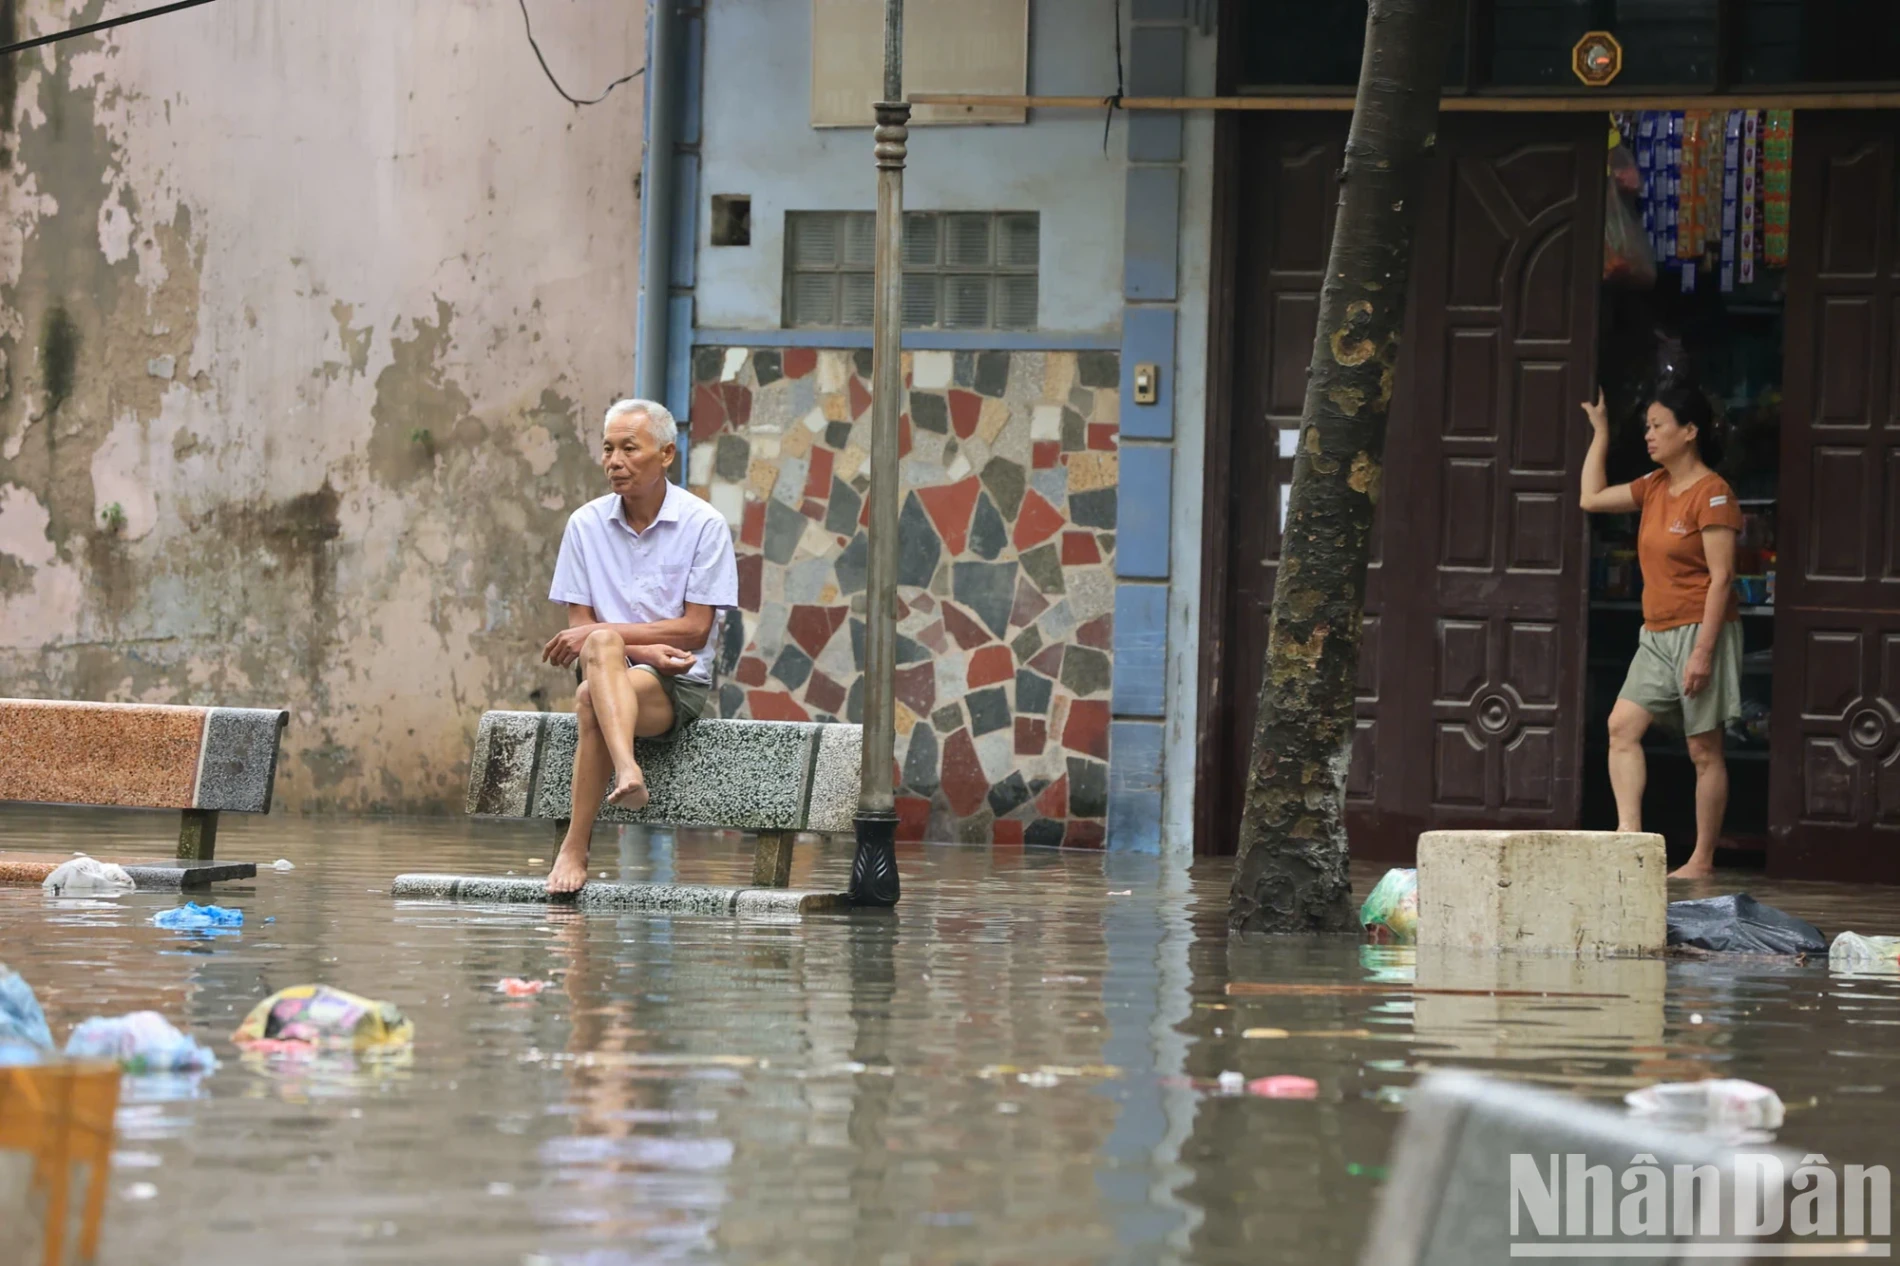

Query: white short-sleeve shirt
[[548, 483, 739, 684]]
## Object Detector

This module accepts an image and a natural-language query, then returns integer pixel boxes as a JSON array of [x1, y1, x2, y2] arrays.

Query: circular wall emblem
[[1573, 31, 1623, 87], [1848, 705, 1892, 754]]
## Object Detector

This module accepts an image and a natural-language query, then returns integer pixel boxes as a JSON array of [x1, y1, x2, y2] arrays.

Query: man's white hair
[[603, 398, 678, 447]]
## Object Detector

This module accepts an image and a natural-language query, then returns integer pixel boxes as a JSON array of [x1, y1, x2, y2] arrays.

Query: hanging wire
[[518, 0, 645, 107], [0, 0, 221, 58], [1103, 0, 1125, 153]]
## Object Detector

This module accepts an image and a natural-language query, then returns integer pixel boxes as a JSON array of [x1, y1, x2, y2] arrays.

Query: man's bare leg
[[547, 638, 676, 894], [576, 628, 650, 808]]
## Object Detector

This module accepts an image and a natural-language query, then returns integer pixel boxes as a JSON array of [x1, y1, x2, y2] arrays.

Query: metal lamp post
[[849, 0, 907, 908]]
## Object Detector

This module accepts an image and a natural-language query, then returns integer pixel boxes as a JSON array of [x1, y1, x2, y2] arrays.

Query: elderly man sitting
[[539, 398, 738, 894]]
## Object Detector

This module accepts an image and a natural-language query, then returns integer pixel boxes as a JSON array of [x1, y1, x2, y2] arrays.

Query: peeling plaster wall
[[0, 1, 645, 812]]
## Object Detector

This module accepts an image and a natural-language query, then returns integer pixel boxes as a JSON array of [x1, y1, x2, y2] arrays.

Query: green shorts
[[1617, 622, 1742, 737], [574, 661, 710, 739]]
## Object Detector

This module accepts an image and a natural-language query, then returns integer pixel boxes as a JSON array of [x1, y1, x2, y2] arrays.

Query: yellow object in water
[[231, 985, 414, 1052], [0, 1061, 122, 1266]]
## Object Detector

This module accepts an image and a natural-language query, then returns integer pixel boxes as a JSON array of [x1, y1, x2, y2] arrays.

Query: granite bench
[[0, 698, 287, 860], [1359, 1070, 1800, 1264], [459, 710, 862, 888]]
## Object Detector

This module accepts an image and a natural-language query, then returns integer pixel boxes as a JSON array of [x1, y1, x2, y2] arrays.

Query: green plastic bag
[[1360, 868, 1417, 945]]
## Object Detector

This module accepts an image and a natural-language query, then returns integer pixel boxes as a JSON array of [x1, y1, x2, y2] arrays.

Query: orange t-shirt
[[1635, 469, 1744, 631]]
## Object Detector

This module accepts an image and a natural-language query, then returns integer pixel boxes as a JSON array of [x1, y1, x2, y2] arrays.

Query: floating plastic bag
[[1604, 180, 1657, 289], [496, 979, 552, 997], [1829, 931, 1900, 974], [151, 903, 243, 931], [1626, 1078, 1784, 1133], [41, 857, 134, 898], [63, 1012, 218, 1075], [0, 965, 53, 1064], [1666, 894, 1826, 955], [1360, 868, 1418, 945], [231, 985, 413, 1053], [1247, 1075, 1319, 1100]]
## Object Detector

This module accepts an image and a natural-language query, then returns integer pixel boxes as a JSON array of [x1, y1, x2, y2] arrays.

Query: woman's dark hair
[[1649, 379, 1725, 469]]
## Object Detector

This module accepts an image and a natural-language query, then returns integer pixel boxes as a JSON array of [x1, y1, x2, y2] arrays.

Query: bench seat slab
[[392, 873, 848, 914]]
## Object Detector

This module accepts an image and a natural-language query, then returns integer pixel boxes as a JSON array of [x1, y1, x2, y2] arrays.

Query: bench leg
[[751, 831, 793, 888], [178, 809, 219, 861]]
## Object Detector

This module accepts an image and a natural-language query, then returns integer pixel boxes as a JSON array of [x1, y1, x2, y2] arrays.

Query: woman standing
[[1579, 382, 1743, 879]]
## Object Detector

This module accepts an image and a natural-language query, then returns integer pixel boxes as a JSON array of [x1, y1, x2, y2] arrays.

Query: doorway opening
[[1582, 110, 1791, 864]]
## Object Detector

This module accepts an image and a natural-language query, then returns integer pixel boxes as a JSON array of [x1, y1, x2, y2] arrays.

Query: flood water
[[3, 805, 1899, 1265]]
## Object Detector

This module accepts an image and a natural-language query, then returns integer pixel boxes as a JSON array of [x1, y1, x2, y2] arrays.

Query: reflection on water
[[2, 805, 1898, 1265]]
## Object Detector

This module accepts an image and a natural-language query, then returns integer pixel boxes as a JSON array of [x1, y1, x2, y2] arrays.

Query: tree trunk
[[1229, 0, 1454, 934]]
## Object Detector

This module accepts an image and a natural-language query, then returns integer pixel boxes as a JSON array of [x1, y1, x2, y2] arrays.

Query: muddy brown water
[[2, 805, 1897, 1264]]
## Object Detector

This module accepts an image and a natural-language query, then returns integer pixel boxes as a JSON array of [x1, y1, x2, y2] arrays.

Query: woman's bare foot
[[1668, 857, 1716, 880], [605, 766, 649, 809], [546, 840, 592, 895]]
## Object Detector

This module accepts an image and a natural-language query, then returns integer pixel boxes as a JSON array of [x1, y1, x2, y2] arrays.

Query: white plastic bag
[[41, 857, 135, 898], [1625, 1078, 1783, 1132], [1829, 931, 1900, 974]]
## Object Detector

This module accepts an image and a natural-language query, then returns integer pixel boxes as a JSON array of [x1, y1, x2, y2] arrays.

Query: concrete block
[[390, 873, 847, 915], [465, 711, 545, 816], [529, 716, 819, 831], [804, 724, 862, 835], [1416, 830, 1666, 955]]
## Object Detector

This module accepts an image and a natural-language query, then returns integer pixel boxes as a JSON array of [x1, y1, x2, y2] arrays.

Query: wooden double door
[[1203, 112, 1604, 862], [1204, 109, 1900, 881]]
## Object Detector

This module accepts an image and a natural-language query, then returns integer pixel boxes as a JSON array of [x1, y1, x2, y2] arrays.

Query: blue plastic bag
[[65, 1011, 219, 1074], [152, 903, 244, 931], [0, 963, 54, 1063]]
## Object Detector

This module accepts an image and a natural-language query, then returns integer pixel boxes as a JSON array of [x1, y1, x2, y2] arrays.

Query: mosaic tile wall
[[686, 346, 1120, 848]]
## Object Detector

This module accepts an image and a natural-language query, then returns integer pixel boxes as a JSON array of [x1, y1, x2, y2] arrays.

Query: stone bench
[[0, 699, 287, 861], [460, 710, 861, 888], [1360, 1070, 1799, 1264]]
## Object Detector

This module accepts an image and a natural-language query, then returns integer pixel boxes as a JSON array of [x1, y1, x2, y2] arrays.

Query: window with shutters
[[783, 210, 1039, 331]]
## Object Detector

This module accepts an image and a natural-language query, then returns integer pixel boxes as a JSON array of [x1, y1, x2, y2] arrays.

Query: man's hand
[[1682, 646, 1713, 697], [629, 644, 697, 676], [542, 624, 599, 669]]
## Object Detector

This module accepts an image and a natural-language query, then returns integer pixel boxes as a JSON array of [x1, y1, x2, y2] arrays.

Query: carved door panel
[[1772, 114, 1900, 883], [1210, 114, 1419, 856], [1397, 116, 1601, 833]]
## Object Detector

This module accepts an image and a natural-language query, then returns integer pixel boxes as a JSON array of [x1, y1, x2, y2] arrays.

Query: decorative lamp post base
[[849, 811, 900, 908]]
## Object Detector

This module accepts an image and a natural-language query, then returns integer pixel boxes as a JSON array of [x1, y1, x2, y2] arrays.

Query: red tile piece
[[1076, 614, 1113, 650], [1028, 644, 1064, 677], [1065, 820, 1106, 850], [967, 646, 1013, 688], [1033, 440, 1060, 469], [1036, 774, 1069, 818], [894, 663, 936, 717], [1015, 716, 1047, 757], [805, 670, 847, 716], [735, 656, 769, 687], [801, 499, 825, 520], [691, 383, 726, 441], [1063, 699, 1110, 758], [917, 620, 947, 653], [1012, 490, 1065, 551], [748, 690, 811, 722], [1010, 578, 1049, 629], [737, 554, 762, 612], [720, 381, 751, 429], [941, 602, 991, 651], [939, 729, 988, 818], [947, 389, 982, 440], [1061, 530, 1100, 565], [916, 477, 982, 557], [783, 347, 817, 379], [896, 795, 931, 843], [741, 500, 765, 549], [992, 819, 1025, 846], [849, 375, 873, 420], [1087, 423, 1117, 451], [804, 446, 834, 498], [912, 593, 937, 614], [787, 605, 850, 657], [900, 415, 913, 459]]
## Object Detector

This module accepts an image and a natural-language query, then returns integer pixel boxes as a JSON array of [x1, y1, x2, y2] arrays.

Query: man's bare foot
[[546, 841, 591, 895], [606, 767, 649, 809], [1668, 858, 1716, 880]]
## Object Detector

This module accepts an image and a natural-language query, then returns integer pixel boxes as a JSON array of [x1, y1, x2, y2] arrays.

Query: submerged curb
[[390, 873, 849, 915]]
